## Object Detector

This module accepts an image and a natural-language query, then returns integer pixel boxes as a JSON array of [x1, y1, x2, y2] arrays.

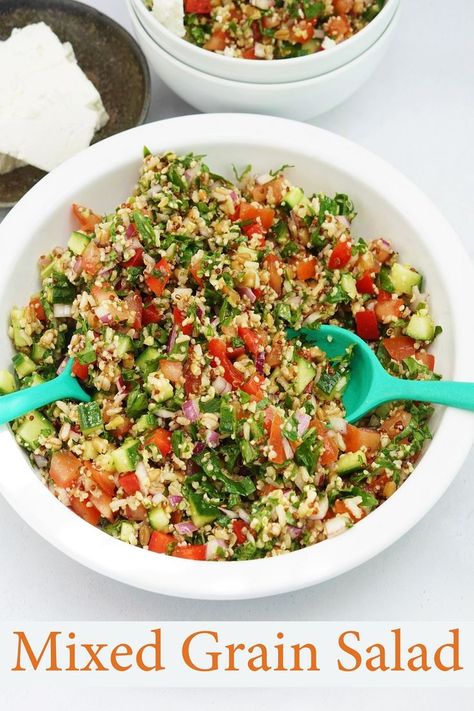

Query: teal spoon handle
[[379, 375, 474, 412], [0, 360, 91, 426]]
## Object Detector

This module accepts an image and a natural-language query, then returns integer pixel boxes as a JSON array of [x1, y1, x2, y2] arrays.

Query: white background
[[1, 0, 473, 708]]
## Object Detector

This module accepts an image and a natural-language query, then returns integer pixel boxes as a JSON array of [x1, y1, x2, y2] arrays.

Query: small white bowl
[[130, 0, 400, 84], [0, 114, 472, 600], [130, 0, 399, 120]]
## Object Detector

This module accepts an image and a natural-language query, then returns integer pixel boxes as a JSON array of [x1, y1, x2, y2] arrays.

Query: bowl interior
[[0, 115, 470, 599], [0, 0, 151, 207]]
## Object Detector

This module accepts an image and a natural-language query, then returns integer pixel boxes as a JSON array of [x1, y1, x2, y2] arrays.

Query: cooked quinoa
[[5, 149, 441, 562], [146, 0, 386, 60]]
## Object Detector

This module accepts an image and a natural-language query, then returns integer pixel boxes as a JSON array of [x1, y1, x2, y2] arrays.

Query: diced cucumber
[[188, 492, 219, 528], [134, 413, 157, 434], [82, 440, 97, 460], [11, 308, 30, 348], [335, 450, 367, 475], [405, 313, 435, 341], [341, 273, 357, 300], [40, 258, 59, 282], [301, 39, 319, 53], [273, 221, 290, 245], [68, 231, 91, 256], [282, 187, 304, 209], [16, 410, 54, 450], [147, 375, 174, 403], [294, 356, 317, 395], [111, 439, 140, 473], [78, 401, 103, 435], [116, 334, 133, 358], [148, 505, 170, 531], [389, 263, 422, 295], [22, 373, 45, 388], [136, 347, 161, 372], [119, 521, 136, 544], [0, 370, 16, 394], [31, 343, 47, 363], [169, 337, 190, 360], [12, 353, 36, 379], [44, 281, 75, 304], [95, 452, 116, 472]]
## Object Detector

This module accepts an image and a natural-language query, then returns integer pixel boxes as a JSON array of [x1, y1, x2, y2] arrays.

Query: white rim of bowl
[[0, 114, 472, 600], [130, 0, 399, 71], [130, 0, 399, 87]]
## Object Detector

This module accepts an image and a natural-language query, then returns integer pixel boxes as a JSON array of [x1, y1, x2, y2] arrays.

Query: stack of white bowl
[[128, 0, 400, 120]]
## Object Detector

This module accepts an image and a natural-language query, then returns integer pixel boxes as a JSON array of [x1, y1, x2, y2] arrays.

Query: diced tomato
[[82, 240, 101, 275], [232, 519, 248, 545], [375, 296, 404, 323], [344, 424, 381, 454], [146, 428, 172, 456], [145, 258, 172, 297], [204, 29, 228, 51], [208, 338, 244, 388], [238, 326, 262, 357], [173, 306, 193, 335], [119, 472, 141, 496], [149, 531, 175, 554], [239, 202, 275, 230], [70, 496, 101, 526], [190, 260, 204, 287], [159, 359, 183, 383], [241, 374, 264, 401], [295, 257, 317, 281], [312, 419, 339, 466], [382, 336, 416, 361], [185, 0, 211, 14], [356, 272, 376, 294], [269, 412, 285, 465], [334, 0, 354, 13], [370, 238, 392, 263], [72, 359, 89, 380], [242, 222, 265, 245], [289, 20, 314, 44], [415, 352, 435, 370], [326, 14, 351, 39], [184, 349, 201, 396], [242, 47, 257, 59], [30, 297, 46, 322], [84, 461, 116, 496], [261, 482, 279, 496], [328, 240, 352, 269], [85, 485, 114, 522], [366, 472, 390, 496], [333, 499, 352, 517], [264, 254, 283, 295], [50, 451, 82, 488], [125, 504, 148, 522], [172, 544, 207, 560], [227, 345, 246, 360], [142, 302, 162, 325], [124, 292, 142, 330], [123, 248, 144, 268], [377, 289, 392, 302], [381, 409, 412, 439], [266, 336, 284, 368], [72, 203, 101, 232], [355, 310, 379, 340], [91, 284, 113, 304]]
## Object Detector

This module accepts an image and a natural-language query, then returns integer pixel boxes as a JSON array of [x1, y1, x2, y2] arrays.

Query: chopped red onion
[[125, 223, 137, 238], [193, 442, 205, 455], [33, 454, 48, 469], [256, 351, 265, 375], [302, 312, 320, 326], [206, 538, 227, 561], [196, 306, 204, 320], [230, 190, 239, 203], [329, 417, 347, 434], [238, 287, 256, 303], [206, 430, 220, 448], [210, 316, 219, 328], [288, 525, 303, 539], [156, 409, 175, 419], [168, 495, 183, 507], [282, 437, 294, 461], [115, 376, 127, 393], [295, 410, 311, 437], [256, 172, 273, 185], [219, 507, 239, 519], [95, 304, 113, 324], [135, 461, 148, 493], [175, 521, 198, 536], [311, 495, 329, 521], [167, 325, 178, 352], [53, 304, 72, 318], [337, 215, 351, 229], [237, 508, 250, 524], [183, 399, 200, 422], [72, 257, 83, 274], [56, 357, 69, 375], [212, 376, 231, 395]]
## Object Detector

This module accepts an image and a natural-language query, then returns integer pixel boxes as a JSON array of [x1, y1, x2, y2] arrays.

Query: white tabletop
[[1, 0, 473, 708]]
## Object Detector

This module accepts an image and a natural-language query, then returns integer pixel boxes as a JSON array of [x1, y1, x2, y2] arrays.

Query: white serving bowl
[[129, 0, 399, 120], [130, 0, 400, 84], [0, 114, 472, 600]]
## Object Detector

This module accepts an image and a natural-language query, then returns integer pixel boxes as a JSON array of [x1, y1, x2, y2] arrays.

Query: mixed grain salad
[[145, 0, 386, 60], [3, 149, 440, 562]]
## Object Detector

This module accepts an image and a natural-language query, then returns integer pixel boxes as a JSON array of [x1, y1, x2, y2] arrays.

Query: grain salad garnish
[[145, 0, 386, 60], [5, 149, 441, 562]]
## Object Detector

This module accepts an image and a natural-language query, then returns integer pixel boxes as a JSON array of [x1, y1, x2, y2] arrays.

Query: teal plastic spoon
[[0, 359, 90, 426], [287, 325, 474, 423]]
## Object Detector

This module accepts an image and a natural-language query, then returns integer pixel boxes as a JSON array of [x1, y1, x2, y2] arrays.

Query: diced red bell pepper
[[185, 0, 211, 14], [72, 359, 89, 380], [328, 240, 352, 269], [30, 297, 46, 322], [142, 302, 162, 325], [190, 260, 204, 287], [355, 310, 379, 340], [119, 472, 141, 496], [145, 258, 172, 296], [123, 248, 144, 268], [149, 531, 175, 554], [208, 338, 244, 388], [241, 374, 264, 401], [173, 305, 193, 335], [172, 544, 207, 560], [232, 519, 248, 545], [146, 428, 172, 456], [237, 326, 262, 357], [356, 271, 376, 294]]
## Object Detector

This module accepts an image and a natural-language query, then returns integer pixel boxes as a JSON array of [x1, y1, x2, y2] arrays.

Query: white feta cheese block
[[0, 22, 109, 173], [152, 0, 186, 38]]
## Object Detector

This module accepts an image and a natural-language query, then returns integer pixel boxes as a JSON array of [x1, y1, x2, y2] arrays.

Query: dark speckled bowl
[[0, 0, 151, 207]]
